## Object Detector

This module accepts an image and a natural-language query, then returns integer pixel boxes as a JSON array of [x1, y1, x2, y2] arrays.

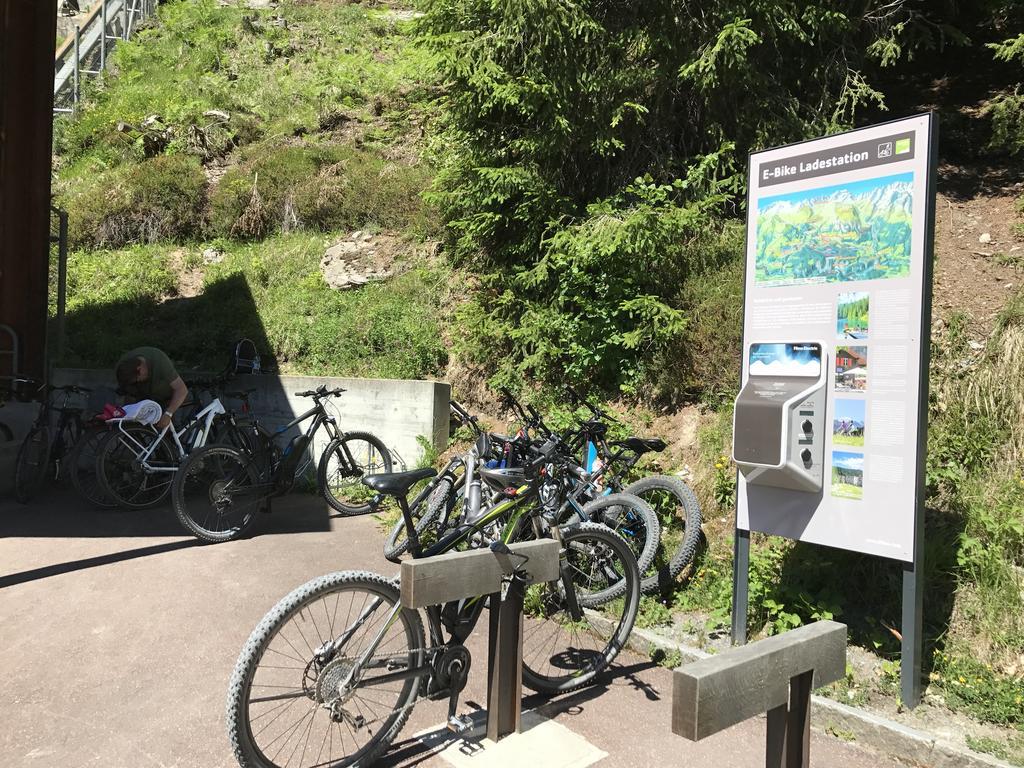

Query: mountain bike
[[68, 385, 258, 510], [95, 385, 242, 509], [225, 437, 640, 768], [564, 386, 703, 594], [171, 385, 391, 543], [13, 381, 91, 503], [492, 390, 663, 576], [382, 399, 660, 576], [381, 399, 505, 561]]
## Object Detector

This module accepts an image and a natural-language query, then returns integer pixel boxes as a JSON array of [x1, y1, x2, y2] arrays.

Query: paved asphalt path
[[0, 491, 904, 768]]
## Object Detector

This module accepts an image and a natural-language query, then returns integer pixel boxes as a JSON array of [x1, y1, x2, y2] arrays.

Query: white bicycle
[[96, 394, 248, 509]]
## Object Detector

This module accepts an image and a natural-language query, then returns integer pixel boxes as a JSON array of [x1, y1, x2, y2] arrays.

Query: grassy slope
[[53, 0, 448, 376]]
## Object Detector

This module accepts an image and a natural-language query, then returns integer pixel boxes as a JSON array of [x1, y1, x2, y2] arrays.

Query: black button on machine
[[801, 419, 813, 434], [800, 448, 812, 465]]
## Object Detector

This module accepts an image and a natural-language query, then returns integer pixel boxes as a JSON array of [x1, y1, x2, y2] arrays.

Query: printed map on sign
[[755, 172, 913, 286]]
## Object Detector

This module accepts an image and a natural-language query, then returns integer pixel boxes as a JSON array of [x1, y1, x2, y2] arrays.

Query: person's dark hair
[[116, 357, 142, 388]]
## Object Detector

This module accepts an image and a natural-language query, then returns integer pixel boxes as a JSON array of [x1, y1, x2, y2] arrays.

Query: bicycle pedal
[[447, 714, 473, 734]]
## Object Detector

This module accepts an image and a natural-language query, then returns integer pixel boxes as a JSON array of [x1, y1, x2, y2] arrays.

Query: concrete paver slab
[[417, 711, 607, 768]]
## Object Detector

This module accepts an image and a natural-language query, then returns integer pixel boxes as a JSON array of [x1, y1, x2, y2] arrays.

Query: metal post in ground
[[100, 0, 107, 70], [123, 1, 129, 40], [73, 26, 81, 108], [731, 527, 750, 646]]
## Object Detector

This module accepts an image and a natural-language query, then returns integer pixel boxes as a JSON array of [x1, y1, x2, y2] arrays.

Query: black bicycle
[[564, 386, 703, 594], [171, 385, 392, 542], [225, 433, 640, 768], [13, 380, 91, 503]]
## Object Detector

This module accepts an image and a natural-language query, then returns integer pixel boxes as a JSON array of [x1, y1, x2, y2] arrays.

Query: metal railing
[[54, 0, 158, 115]]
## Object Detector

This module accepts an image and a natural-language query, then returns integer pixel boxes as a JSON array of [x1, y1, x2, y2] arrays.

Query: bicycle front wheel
[[521, 522, 640, 695], [623, 474, 703, 594], [318, 432, 392, 515], [14, 426, 52, 503], [227, 571, 425, 768], [173, 445, 264, 543]]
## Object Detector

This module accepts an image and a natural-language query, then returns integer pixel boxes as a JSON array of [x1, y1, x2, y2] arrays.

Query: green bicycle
[[226, 433, 640, 768]]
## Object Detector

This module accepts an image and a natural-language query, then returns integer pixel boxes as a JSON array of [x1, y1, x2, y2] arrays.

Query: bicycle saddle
[[361, 468, 437, 497], [611, 437, 667, 454]]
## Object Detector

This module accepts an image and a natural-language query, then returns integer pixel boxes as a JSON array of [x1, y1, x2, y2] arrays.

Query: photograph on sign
[[831, 451, 865, 499], [748, 342, 822, 377], [735, 113, 935, 563], [833, 399, 866, 447], [835, 346, 868, 392], [837, 292, 869, 339]]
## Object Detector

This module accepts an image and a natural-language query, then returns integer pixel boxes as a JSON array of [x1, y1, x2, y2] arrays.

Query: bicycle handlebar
[[295, 385, 345, 399], [565, 384, 606, 420], [449, 399, 484, 436]]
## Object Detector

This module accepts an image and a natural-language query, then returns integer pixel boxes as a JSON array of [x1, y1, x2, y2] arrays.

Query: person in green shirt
[[115, 347, 189, 430]]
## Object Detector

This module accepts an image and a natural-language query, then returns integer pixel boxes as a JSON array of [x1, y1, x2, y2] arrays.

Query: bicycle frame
[[331, 483, 548, 696], [114, 398, 226, 473], [271, 400, 341, 445], [225, 396, 349, 494]]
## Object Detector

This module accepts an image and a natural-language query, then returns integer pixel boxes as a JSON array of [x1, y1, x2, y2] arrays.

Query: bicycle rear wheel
[[172, 445, 264, 543], [96, 425, 176, 509], [521, 522, 640, 694], [318, 432, 392, 515], [68, 425, 117, 509], [227, 571, 425, 768], [382, 475, 461, 561], [14, 426, 52, 503], [623, 475, 703, 594]]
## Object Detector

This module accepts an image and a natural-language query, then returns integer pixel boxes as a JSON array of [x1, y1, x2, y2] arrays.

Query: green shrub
[[209, 142, 435, 239], [61, 155, 207, 249], [934, 650, 1024, 726], [652, 228, 744, 405], [291, 154, 436, 236], [451, 169, 739, 396]]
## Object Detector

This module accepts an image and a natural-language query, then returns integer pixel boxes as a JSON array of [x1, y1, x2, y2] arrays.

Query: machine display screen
[[748, 343, 822, 378]]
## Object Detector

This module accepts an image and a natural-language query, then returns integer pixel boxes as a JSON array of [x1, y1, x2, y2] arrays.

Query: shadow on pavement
[[0, 487, 334, 538], [0, 538, 199, 589]]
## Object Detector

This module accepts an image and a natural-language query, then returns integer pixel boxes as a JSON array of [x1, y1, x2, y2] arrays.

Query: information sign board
[[736, 114, 937, 563]]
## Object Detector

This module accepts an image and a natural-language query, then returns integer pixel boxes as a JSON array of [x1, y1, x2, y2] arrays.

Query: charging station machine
[[733, 342, 827, 493], [730, 114, 938, 710]]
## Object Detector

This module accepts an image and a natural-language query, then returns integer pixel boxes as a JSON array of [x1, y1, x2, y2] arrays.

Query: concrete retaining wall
[[48, 368, 451, 470]]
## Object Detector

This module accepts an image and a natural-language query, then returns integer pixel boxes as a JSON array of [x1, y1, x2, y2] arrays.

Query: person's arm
[[157, 377, 189, 429]]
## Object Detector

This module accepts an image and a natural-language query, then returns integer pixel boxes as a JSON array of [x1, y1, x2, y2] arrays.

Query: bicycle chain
[[320, 643, 453, 729]]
